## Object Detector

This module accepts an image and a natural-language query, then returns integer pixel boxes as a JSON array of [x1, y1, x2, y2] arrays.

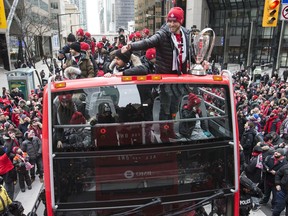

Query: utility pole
[[57, 13, 80, 49]]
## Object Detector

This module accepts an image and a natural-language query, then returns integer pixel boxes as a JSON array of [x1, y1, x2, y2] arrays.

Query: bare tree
[[15, 1, 54, 67]]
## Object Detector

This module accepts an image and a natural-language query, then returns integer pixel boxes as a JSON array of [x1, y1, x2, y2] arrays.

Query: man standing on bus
[[121, 7, 190, 142]]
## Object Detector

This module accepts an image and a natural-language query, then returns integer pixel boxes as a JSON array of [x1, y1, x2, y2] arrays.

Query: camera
[[119, 34, 126, 43]]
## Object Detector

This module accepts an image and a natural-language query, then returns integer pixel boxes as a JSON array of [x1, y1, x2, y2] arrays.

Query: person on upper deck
[[121, 7, 189, 75], [122, 7, 194, 142], [63, 42, 94, 79]]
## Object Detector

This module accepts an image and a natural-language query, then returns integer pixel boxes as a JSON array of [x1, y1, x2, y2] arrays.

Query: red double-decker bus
[[41, 72, 240, 215]]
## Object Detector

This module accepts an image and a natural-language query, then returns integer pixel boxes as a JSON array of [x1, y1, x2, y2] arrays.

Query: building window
[[51, 2, 59, 9]]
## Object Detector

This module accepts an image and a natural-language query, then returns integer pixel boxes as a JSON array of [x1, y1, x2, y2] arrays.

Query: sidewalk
[[15, 178, 44, 215]]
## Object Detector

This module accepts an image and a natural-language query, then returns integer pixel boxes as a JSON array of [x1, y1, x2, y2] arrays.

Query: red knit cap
[[76, 28, 84, 36], [167, 7, 184, 24], [70, 112, 86, 124], [187, 93, 201, 108], [142, 28, 150, 35], [129, 33, 135, 41], [80, 42, 90, 51], [272, 109, 279, 115], [134, 31, 142, 38], [96, 42, 104, 49], [59, 94, 72, 102], [145, 48, 156, 60], [85, 32, 91, 38]]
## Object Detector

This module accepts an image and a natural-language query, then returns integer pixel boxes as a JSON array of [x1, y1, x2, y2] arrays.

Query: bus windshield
[[50, 82, 235, 209]]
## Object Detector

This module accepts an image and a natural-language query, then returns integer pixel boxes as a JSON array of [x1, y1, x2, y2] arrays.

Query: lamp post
[[146, 14, 166, 34], [70, 24, 85, 33], [57, 12, 80, 48]]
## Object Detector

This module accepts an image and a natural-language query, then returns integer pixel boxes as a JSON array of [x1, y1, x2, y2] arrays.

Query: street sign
[[0, 0, 7, 29], [280, 4, 288, 20], [283, 0, 288, 3]]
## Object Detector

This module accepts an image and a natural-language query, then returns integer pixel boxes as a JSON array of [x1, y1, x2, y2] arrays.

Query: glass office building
[[135, 0, 288, 70], [207, 0, 288, 70]]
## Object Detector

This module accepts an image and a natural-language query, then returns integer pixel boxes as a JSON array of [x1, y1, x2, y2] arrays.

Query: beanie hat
[[20, 114, 27, 120], [142, 28, 150, 35], [96, 42, 104, 49], [145, 48, 156, 60], [58, 94, 73, 102], [85, 32, 91, 38], [253, 113, 259, 120], [67, 33, 76, 43], [252, 95, 258, 100], [80, 42, 90, 51], [129, 33, 135, 41], [253, 145, 263, 153], [3, 122, 11, 129], [70, 42, 81, 53], [70, 112, 86, 124], [76, 28, 84, 36], [167, 7, 184, 24], [134, 31, 142, 38], [188, 93, 201, 107], [276, 148, 285, 156], [12, 146, 20, 154], [115, 49, 132, 64]]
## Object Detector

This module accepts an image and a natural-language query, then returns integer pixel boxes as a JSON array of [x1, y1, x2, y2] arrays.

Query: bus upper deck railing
[[52, 115, 229, 128]]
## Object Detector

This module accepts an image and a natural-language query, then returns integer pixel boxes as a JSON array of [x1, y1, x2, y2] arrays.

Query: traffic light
[[262, 0, 280, 27]]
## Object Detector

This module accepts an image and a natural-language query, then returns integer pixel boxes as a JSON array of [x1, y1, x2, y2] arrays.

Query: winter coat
[[263, 155, 287, 184], [240, 129, 256, 155], [0, 185, 12, 212], [264, 115, 281, 135], [4, 138, 20, 160], [139, 56, 156, 74], [130, 24, 189, 75], [107, 54, 143, 76], [18, 121, 29, 135], [179, 108, 208, 138], [275, 163, 288, 191], [94, 49, 109, 69], [0, 153, 14, 175], [65, 53, 94, 78], [21, 136, 42, 160], [238, 115, 247, 139], [245, 154, 263, 183], [280, 117, 288, 136], [13, 152, 30, 173]]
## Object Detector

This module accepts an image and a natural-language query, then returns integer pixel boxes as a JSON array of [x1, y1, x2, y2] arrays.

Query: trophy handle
[[188, 30, 195, 69], [199, 28, 216, 62]]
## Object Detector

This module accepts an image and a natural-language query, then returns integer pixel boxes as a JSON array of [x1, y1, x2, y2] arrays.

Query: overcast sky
[[86, 0, 99, 34]]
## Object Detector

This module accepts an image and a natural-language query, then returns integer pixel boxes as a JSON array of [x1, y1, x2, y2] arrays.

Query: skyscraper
[[70, 0, 88, 31], [114, 0, 134, 31]]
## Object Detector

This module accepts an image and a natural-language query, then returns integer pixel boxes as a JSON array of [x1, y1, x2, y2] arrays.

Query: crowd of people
[[235, 69, 288, 215], [0, 85, 43, 216], [1, 5, 288, 216]]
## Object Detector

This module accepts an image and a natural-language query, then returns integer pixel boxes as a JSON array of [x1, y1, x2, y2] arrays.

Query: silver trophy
[[189, 28, 216, 75]]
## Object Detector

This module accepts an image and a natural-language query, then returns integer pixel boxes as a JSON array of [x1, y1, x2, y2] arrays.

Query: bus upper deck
[[42, 73, 239, 216]]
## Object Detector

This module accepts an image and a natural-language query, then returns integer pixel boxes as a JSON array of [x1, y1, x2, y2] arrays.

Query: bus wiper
[[165, 190, 224, 216], [111, 197, 162, 216]]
